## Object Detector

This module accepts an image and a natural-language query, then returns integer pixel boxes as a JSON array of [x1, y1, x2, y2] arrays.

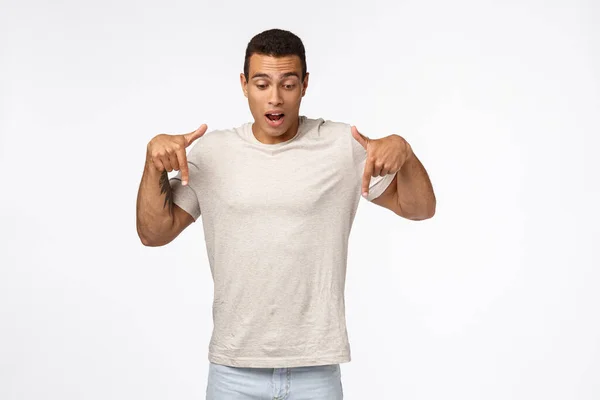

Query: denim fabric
[[206, 362, 344, 400]]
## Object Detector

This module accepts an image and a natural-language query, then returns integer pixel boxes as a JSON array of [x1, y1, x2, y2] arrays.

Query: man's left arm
[[391, 148, 436, 220], [352, 126, 436, 220]]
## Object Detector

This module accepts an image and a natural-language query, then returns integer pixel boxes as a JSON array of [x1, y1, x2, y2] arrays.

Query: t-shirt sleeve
[[350, 126, 396, 202], [168, 159, 202, 221]]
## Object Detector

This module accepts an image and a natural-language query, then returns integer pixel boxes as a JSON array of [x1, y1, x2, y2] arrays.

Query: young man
[[136, 29, 435, 399]]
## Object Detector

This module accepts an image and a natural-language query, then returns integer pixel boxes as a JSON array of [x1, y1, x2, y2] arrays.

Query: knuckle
[[151, 134, 166, 143]]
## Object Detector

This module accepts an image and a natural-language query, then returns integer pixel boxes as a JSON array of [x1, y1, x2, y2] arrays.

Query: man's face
[[240, 53, 309, 142]]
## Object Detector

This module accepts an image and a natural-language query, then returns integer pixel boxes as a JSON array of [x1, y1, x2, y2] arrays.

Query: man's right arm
[[136, 124, 207, 247], [136, 164, 194, 246]]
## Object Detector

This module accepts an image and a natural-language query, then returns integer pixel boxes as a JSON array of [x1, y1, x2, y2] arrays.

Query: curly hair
[[243, 28, 307, 81]]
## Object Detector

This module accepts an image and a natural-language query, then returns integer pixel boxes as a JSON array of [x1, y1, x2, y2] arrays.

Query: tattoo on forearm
[[159, 170, 174, 216]]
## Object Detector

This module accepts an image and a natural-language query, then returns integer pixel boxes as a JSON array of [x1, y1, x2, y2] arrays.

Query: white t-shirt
[[169, 115, 395, 368]]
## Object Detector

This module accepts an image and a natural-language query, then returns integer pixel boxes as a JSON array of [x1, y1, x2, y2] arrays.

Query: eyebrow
[[251, 72, 300, 80]]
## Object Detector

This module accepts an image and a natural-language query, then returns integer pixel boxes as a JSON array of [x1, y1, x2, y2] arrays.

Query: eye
[[284, 84, 295, 90], [256, 84, 267, 89]]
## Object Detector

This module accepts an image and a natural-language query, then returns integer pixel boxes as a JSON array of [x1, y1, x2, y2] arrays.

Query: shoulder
[[315, 118, 365, 157], [185, 127, 236, 161], [312, 117, 350, 134], [301, 116, 352, 141], [300, 117, 365, 162]]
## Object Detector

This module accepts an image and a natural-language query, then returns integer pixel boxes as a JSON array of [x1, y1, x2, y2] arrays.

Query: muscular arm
[[372, 150, 436, 220], [136, 160, 194, 247], [159, 169, 174, 217]]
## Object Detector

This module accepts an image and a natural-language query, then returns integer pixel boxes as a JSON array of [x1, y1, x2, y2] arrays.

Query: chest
[[204, 140, 357, 218]]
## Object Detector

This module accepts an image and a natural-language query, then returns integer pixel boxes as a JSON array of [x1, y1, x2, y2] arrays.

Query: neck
[[252, 116, 300, 145]]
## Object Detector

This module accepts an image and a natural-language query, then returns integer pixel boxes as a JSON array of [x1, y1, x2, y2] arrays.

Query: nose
[[268, 87, 283, 106]]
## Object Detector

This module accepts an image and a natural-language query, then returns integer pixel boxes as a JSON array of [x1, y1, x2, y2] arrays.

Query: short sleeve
[[350, 126, 396, 202], [168, 160, 201, 221]]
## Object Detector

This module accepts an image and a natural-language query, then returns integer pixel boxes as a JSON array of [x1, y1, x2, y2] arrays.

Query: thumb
[[351, 126, 368, 150], [183, 124, 208, 147]]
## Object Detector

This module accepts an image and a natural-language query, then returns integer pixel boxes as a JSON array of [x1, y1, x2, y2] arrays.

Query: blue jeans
[[206, 362, 344, 399]]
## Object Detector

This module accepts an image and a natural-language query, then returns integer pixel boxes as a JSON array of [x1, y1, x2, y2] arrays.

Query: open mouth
[[265, 113, 285, 127]]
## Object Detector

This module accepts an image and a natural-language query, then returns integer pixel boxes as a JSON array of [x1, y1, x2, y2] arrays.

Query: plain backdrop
[[1, 0, 599, 399]]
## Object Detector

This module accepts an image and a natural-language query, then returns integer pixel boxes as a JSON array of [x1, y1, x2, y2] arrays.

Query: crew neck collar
[[246, 115, 307, 148]]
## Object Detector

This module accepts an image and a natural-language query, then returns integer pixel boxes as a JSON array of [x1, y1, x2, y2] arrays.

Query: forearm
[[396, 150, 436, 220], [136, 160, 176, 245]]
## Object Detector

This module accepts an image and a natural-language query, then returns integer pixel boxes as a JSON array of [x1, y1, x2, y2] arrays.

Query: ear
[[240, 73, 248, 98], [301, 72, 309, 97]]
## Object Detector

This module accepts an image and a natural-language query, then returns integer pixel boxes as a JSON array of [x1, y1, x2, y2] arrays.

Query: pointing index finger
[[176, 150, 189, 186], [362, 158, 373, 197]]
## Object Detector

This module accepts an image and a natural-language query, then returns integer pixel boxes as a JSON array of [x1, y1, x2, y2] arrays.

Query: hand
[[146, 124, 208, 186], [351, 126, 412, 197]]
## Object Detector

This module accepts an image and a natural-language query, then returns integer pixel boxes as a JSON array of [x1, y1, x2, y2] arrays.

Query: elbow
[[139, 234, 169, 247], [138, 231, 155, 247], [428, 198, 437, 219], [417, 200, 436, 220], [417, 202, 436, 220], [137, 225, 167, 247], [400, 200, 436, 221], [139, 235, 160, 247], [405, 213, 432, 221]]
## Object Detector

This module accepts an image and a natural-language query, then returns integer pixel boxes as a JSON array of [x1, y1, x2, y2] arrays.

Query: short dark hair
[[243, 29, 307, 81]]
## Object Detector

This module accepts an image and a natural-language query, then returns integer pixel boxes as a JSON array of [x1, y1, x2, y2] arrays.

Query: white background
[[1, 0, 599, 398]]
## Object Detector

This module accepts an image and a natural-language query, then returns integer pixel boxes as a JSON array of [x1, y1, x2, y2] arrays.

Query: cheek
[[285, 91, 302, 105], [246, 95, 262, 111], [248, 91, 267, 104]]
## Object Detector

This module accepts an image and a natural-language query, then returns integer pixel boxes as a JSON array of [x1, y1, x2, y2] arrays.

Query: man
[[136, 28, 435, 399]]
